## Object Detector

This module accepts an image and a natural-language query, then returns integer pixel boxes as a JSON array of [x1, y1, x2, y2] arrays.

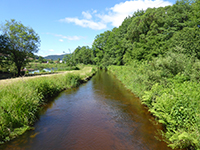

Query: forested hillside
[[44, 54, 65, 60], [66, 0, 199, 67], [64, 0, 200, 149]]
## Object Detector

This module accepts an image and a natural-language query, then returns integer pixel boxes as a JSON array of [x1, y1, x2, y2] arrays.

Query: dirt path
[[0, 67, 93, 86]]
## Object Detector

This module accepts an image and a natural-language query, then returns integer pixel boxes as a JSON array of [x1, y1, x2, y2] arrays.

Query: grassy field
[[0, 66, 96, 144]]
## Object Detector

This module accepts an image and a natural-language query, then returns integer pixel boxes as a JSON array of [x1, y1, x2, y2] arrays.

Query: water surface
[[1, 71, 173, 150]]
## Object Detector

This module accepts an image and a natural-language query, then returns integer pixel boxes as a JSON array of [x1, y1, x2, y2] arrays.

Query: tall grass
[[108, 51, 200, 149], [0, 67, 96, 144]]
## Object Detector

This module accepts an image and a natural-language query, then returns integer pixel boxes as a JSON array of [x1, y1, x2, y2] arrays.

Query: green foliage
[[73, 46, 93, 65], [64, 73, 81, 88], [63, 53, 74, 67], [0, 34, 10, 67], [124, 1, 193, 62], [92, 31, 111, 66], [89, 0, 199, 66], [92, 15, 137, 67], [108, 50, 200, 149], [63, 46, 94, 67], [168, 27, 200, 59], [1, 19, 40, 76], [1, 0, 200, 148], [188, 0, 200, 27], [0, 83, 41, 143], [143, 80, 200, 149], [38, 56, 44, 63]]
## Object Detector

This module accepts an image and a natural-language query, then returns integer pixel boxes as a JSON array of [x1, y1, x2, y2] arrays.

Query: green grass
[[108, 52, 200, 150], [0, 66, 96, 144]]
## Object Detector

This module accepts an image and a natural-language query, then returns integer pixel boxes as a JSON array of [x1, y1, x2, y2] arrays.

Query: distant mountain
[[44, 54, 66, 60]]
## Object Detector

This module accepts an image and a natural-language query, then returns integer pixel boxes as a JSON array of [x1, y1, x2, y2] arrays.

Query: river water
[[1, 71, 173, 150]]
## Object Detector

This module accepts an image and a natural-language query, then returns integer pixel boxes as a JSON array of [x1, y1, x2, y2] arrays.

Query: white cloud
[[46, 33, 85, 41], [82, 11, 92, 19], [49, 49, 54, 52], [98, 0, 172, 27], [59, 0, 172, 29], [55, 34, 83, 40], [64, 35, 83, 40], [59, 18, 106, 30], [92, 10, 97, 14]]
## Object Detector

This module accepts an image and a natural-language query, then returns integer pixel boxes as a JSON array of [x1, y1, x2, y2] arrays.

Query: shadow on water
[[0, 70, 179, 150]]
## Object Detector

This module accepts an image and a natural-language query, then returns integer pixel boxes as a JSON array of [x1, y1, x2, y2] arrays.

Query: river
[[0, 70, 173, 150]]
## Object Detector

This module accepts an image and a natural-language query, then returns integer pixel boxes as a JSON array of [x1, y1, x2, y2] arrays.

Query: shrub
[[108, 51, 200, 149]]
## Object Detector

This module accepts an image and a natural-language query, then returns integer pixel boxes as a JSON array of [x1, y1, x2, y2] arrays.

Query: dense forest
[[64, 0, 200, 149], [66, 0, 199, 67]]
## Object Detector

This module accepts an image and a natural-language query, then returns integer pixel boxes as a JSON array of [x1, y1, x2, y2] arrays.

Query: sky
[[0, 0, 176, 57]]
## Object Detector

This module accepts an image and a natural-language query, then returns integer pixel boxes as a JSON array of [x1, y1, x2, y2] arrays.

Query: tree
[[169, 27, 200, 58], [0, 34, 10, 66], [63, 54, 75, 67], [1, 19, 40, 76], [189, 0, 200, 27], [123, 1, 193, 62], [49, 59, 54, 64], [38, 56, 44, 63], [72, 46, 93, 65], [92, 31, 111, 66]]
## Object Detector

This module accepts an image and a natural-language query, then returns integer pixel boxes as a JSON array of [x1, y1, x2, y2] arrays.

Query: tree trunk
[[17, 65, 21, 77]]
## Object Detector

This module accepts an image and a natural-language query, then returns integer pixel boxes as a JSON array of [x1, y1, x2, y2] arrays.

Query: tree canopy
[[66, 0, 199, 67], [0, 34, 10, 66], [63, 46, 93, 66], [1, 19, 40, 76]]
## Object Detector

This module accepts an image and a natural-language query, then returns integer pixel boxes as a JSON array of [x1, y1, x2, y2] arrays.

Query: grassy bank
[[0, 66, 96, 144], [108, 52, 200, 149]]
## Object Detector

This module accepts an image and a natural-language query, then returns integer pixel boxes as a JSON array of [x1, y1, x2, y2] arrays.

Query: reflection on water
[[0, 70, 174, 150], [28, 68, 54, 74]]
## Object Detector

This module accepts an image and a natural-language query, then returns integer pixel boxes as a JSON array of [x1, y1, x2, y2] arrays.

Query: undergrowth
[[108, 51, 200, 150]]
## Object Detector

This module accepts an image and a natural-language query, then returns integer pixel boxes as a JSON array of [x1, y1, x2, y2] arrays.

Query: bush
[[65, 74, 81, 88], [143, 80, 200, 149], [108, 50, 200, 149]]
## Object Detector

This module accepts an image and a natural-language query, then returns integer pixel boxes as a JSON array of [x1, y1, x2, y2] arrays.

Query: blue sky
[[1, 0, 176, 56]]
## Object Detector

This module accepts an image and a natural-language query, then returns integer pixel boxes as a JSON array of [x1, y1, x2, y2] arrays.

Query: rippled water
[[0, 71, 174, 150]]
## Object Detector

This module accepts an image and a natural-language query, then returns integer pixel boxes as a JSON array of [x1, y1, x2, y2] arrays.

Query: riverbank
[[108, 64, 200, 150], [0, 66, 96, 144], [0, 70, 173, 150]]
